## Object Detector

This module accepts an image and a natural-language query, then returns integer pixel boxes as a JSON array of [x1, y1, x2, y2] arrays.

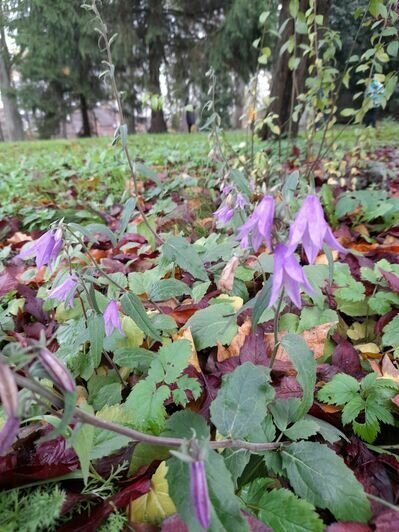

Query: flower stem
[[13, 372, 286, 452], [269, 289, 285, 369]]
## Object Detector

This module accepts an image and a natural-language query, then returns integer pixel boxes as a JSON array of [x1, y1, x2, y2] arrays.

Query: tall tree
[[12, 0, 103, 138], [0, 3, 24, 141]]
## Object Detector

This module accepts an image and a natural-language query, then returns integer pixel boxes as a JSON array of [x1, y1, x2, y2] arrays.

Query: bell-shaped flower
[[268, 244, 314, 309], [288, 195, 346, 264], [47, 274, 78, 307], [38, 348, 75, 393], [190, 460, 211, 529], [214, 203, 235, 224], [0, 364, 20, 456], [17, 228, 63, 270], [103, 300, 124, 337], [237, 195, 275, 251]]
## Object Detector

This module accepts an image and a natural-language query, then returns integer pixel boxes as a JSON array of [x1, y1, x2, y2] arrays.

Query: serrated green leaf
[[284, 419, 320, 441], [281, 441, 371, 522], [192, 281, 211, 303], [255, 488, 324, 532], [126, 381, 170, 434], [382, 315, 399, 348], [113, 347, 155, 372], [148, 279, 191, 302], [163, 410, 210, 440], [210, 362, 274, 439], [147, 340, 191, 384], [71, 401, 94, 484], [185, 303, 237, 350], [341, 396, 365, 425], [318, 374, 360, 405]]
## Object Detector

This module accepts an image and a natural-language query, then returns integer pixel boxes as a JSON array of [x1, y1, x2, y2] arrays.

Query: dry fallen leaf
[[217, 256, 240, 293], [315, 250, 339, 265], [355, 342, 381, 360], [7, 232, 32, 245], [265, 322, 336, 361], [217, 318, 252, 362], [371, 354, 399, 383]]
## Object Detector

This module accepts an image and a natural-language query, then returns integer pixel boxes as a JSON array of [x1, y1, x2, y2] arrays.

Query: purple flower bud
[[236, 193, 248, 209], [17, 228, 63, 270], [237, 195, 275, 252], [47, 274, 78, 307], [190, 460, 211, 529], [38, 348, 75, 393], [287, 195, 347, 264], [103, 300, 124, 337], [268, 244, 314, 309], [0, 364, 20, 455]]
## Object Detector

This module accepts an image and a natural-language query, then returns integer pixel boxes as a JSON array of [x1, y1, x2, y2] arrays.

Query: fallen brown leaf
[[216, 318, 252, 362]]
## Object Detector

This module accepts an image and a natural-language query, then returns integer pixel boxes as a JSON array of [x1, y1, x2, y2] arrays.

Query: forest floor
[[1, 119, 399, 530]]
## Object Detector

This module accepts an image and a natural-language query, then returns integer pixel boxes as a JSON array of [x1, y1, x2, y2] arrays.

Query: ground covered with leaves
[[1, 124, 399, 531]]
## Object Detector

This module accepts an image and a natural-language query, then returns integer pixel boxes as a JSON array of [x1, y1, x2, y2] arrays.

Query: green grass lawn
[[0, 120, 398, 231]]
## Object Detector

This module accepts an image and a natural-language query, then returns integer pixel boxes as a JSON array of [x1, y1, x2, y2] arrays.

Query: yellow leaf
[[213, 294, 243, 312], [347, 322, 367, 341], [116, 316, 145, 348], [355, 342, 381, 359], [129, 462, 176, 524]]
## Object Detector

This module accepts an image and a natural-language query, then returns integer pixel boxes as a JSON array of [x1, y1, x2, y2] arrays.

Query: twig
[[14, 373, 286, 452]]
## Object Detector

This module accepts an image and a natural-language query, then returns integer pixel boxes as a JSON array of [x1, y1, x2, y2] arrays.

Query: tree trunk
[[260, 0, 331, 140], [79, 93, 91, 137], [147, 0, 167, 133], [0, 14, 24, 141]]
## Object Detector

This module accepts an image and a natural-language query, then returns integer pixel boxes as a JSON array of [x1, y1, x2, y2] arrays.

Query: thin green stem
[[269, 289, 285, 369]]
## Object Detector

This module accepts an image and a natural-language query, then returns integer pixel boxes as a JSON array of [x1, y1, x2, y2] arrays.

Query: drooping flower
[[214, 203, 235, 224], [47, 274, 78, 307], [0, 364, 20, 456], [236, 193, 248, 209], [288, 195, 346, 264], [38, 348, 75, 393], [190, 460, 211, 529], [17, 228, 63, 270], [103, 300, 124, 337], [268, 244, 314, 309], [237, 195, 275, 251]]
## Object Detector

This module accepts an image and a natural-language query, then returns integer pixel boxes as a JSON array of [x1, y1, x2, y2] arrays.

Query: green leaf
[[121, 293, 162, 342], [167, 450, 248, 532], [147, 340, 192, 384], [254, 488, 324, 532], [297, 307, 338, 333], [334, 264, 365, 303], [90, 405, 131, 460], [125, 380, 170, 434], [252, 278, 272, 330], [318, 373, 360, 405], [162, 236, 208, 281], [210, 362, 274, 439], [148, 279, 191, 302], [382, 315, 399, 348], [185, 303, 237, 350], [284, 419, 320, 441], [163, 410, 210, 440], [91, 382, 121, 411], [281, 441, 371, 522], [113, 347, 155, 372], [129, 443, 169, 475], [86, 223, 117, 246], [280, 334, 316, 419], [192, 281, 211, 303], [71, 401, 94, 484], [88, 313, 105, 370]]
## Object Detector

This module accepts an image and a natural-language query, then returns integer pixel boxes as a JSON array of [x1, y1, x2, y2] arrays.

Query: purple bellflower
[[214, 187, 248, 225], [268, 244, 314, 309], [103, 300, 124, 337], [190, 460, 211, 529], [288, 195, 346, 264], [0, 364, 20, 456], [237, 195, 275, 252], [38, 348, 75, 393], [17, 228, 63, 270], [47, 274, 78, 307]]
